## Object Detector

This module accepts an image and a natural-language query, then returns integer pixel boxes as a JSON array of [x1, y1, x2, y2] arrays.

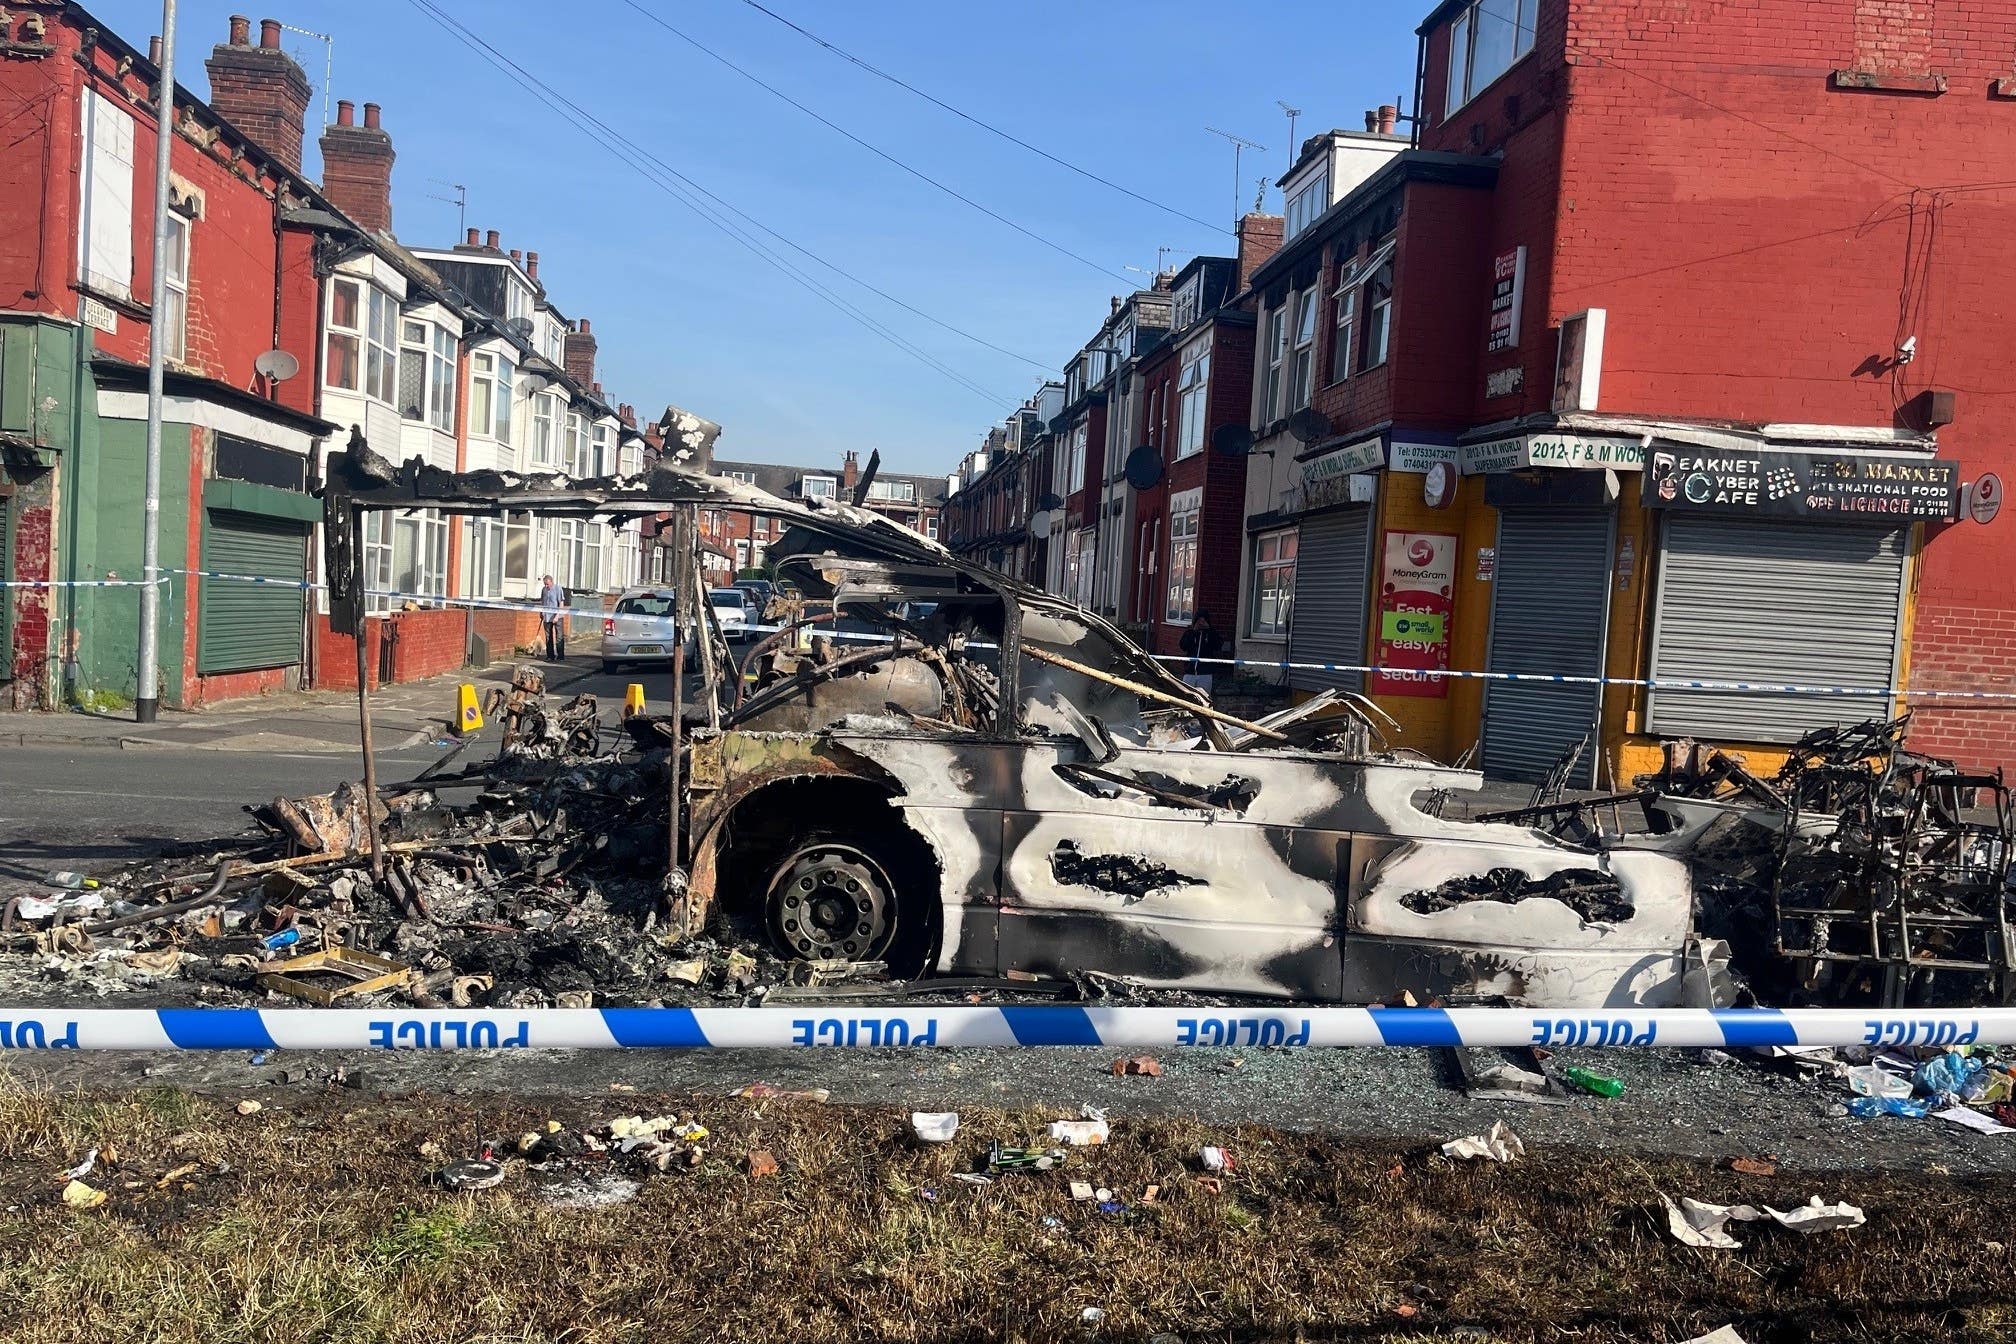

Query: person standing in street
[[1179, 610, 1228, 695], [539, 574, 568, 661]]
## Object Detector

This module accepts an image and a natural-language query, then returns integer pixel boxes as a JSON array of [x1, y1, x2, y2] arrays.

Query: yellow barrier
[[454, 683, 484, 736], [623, 683, 646, 718]]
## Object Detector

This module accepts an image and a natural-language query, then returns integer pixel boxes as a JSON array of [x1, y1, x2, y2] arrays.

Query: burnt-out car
[[326, 438, 1726, 1009]]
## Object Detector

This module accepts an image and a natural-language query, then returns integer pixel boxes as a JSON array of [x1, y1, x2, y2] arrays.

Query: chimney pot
[[207, 13, 311, 170], [335, 98, 354, 126], [465, 226, 479, 246], [228, 14, 250, 44], [149, 35, 162, 64], [486, 229, 500, 250], [579, 317, 590, 334], [1364, 109, 1378, 131], [509, 248, 522, 264], [259, 18, 281, 49], [1377, 103, 1398, 135], [526, 250, 539, 279], [362, 101, 382, 130]]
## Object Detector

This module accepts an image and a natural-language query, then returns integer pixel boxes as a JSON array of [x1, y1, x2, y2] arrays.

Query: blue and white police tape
[[1, 1006, 2013, 1051], [156, 568, 2016, 701], [0, 576, 172, 588]]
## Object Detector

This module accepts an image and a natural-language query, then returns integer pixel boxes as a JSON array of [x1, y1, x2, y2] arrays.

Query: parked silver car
[[710, 587, 754, 642], [600, 588, 691, 672]]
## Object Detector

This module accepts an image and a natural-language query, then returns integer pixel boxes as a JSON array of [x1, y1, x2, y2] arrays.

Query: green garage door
[[199, 510, 307, 673]]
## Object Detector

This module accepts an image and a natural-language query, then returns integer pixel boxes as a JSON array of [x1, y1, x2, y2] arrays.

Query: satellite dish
[[1288, 407, 1332, 445], [1029, 509, 1054, 539], [254, 349, 299, 382], [1211, 423, 1254, 457], [506, 316, 535, 338], [1123, 444, 1163, 491], [1037, 492, 1064, 512]]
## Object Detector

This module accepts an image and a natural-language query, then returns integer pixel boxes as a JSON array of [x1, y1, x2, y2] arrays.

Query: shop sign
[[1487, 246, 1526, 352], [1372, 531, 1458, 699], [1644, 448, 1959, 520], [1459, 433, 1645, 475], [1388, 440, 1458, 475], [1300, 436, 1385, 510], [1967, 473, 2003, 525], [1475, 547, 1497, 581]]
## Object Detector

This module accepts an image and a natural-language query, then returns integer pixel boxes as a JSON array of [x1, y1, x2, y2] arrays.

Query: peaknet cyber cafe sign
[[1644, 448, 1959, 520], [1458, 432, 1647, 475]]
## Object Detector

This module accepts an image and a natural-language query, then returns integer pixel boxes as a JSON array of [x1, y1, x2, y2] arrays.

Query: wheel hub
[[765, 844, 896, 962]]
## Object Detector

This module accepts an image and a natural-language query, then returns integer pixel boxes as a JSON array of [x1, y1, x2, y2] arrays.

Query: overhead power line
[[735, 0, 1231, 239], [408, 0, 1031, 412], [617, 0, 1138, 286]]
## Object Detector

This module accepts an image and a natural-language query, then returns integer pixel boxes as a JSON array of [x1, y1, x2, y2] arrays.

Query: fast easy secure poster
[[1373, 532, 1458, 698]]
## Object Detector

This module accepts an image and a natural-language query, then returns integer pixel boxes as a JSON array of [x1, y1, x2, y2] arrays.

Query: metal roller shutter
[[1646, 516, 1905, 741], [1482, 507, 1614, 784], [198, 511, 307, 674], [1288, 506, 1373, 693]]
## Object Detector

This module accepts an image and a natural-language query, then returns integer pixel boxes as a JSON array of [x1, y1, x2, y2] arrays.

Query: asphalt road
[[0, 739, 445, 877]]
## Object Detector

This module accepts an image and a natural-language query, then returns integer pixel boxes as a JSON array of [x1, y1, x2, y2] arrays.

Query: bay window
[[470, 352, 495, 435], [533, 396, 556, 467], [326, 278, 397, 403]]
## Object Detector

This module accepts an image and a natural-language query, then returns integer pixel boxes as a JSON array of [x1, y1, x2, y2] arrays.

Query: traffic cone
[[623, 683, 646, 718], [453, 683, 484, 736]]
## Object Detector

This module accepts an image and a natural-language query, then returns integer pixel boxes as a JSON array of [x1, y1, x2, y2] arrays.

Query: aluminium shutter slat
[[198, 511, 307, 674], [1646, 515, 1904, 742], [1481, 507, 1613, 784], [1288, 507, 1372, 693]]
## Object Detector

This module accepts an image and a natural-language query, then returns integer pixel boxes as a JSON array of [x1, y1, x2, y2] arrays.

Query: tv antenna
[[429, 179, 469, 235], [1276, 100, 1302, 169], [1204, 127, 1266, 230], [277, 22, 334, 131]]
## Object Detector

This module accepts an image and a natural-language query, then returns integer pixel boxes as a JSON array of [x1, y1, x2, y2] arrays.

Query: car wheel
[[762, 831, 928, 969]]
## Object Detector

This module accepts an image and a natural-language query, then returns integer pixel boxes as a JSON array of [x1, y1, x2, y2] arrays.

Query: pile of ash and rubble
[[0, 668, 887, 1010]]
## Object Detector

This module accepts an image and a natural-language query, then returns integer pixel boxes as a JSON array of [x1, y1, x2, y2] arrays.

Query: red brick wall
[[3, 491, 55, 708], [472, 608, 543, 659], [313, 608, 467, 690], [1065, 403, 1107, 532], [1390, 181, 1495, 428], [1132, 343, 1179, 636], [1193, 319, 1257, 654]]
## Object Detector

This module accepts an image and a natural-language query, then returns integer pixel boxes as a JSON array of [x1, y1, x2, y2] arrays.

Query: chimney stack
[[318, 96, 395, 232], [842, 450, 860, 495], [564, 317, 598, 387], [1377, 103, 1398, 135], [205, 14, 312, 172], [1235, 212, 1285, 292], [509, 248, 522, 265]]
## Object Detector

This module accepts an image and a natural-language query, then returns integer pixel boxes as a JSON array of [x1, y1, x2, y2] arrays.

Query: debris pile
[[1641, 715, 2015, 1006]]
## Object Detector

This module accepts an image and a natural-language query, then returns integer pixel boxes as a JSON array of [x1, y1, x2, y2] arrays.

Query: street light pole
[[135, 0, 177, 724]]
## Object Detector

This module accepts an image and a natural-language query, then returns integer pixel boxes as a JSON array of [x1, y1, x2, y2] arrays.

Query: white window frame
[[1284, 168, 1330, 241], [494, 357, 514, 446], [1172, 277, 1200, 331], [1288, 285, 1319, 412], [1164, 498, 1200, 625], [1262, 303, 1288, 424], [430, 326, 454, 431], [162, 210, 189, 364], [591, 422, 613, 477], [325, 277, 397, 402], [469, 352, 495, 439], [1330, 276, 1358, 384], [532, 393, 559, 467], [1175, 331, 1211, 460], [1067, 424, 1088, 492], [1249, 528, 1298, 638], [801, 475, 837, 500], [77, 88, 137, 303], [926, 516, 939, 540], [1445, 0, 1537, 116], [1363, 261, 1394, 371]]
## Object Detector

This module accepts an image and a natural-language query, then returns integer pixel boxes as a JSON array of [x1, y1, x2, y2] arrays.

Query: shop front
[[1284, 434, 1382, 695]]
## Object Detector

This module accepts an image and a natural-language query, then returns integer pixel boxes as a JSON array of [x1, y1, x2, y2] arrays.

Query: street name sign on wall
[[1644, 448, 1959, 520]]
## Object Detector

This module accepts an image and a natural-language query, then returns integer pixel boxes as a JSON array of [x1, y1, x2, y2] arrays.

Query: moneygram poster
[[1372, 531, 1458, 698]]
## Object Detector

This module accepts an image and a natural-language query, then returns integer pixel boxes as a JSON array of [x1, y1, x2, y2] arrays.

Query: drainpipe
[[1410, 31, 1427, 149]]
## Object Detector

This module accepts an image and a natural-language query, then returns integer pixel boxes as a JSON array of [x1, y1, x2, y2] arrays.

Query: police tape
[[53, 567, 2016, 703], [0, 1006, 2012, 1051]]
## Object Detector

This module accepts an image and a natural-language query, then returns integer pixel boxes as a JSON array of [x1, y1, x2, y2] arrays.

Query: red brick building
[[700, 451, 946, 580]]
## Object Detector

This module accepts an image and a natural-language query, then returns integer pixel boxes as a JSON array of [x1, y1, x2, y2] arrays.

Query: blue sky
[[98, 0, 1421, 473]]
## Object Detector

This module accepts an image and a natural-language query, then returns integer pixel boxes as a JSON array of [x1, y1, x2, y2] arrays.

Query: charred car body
[[323, 434, 1732, 1009]]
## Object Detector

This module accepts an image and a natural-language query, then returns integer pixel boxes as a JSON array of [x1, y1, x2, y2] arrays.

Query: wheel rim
[[764, 843, 897, 962]]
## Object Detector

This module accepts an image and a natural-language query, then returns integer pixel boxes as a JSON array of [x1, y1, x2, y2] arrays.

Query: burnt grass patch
[[0, 1070, 2008, 1343]]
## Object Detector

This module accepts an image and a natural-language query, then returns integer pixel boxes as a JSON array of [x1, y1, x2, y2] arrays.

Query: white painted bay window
[[327, 277, 397, 402]]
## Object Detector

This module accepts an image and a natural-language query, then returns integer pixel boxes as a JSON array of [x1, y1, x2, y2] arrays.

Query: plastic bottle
[[1846, 1095, 1930, 1119], [1562, 1066, 1625, 1098], [43, 871, 100, 890], [1846, 1065, 1914, 1099], [261, 928, 301, 952]]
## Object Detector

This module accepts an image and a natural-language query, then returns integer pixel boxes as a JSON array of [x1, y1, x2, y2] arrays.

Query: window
[[1165, 500, 1200, 625], [801, 475, 837, 500], [494, 357, 514, 445], [926, 516, 939, 540], [1250, 528, 1298, 637], [503, 510, 530, 583], [430, 326, 454, 431], [325, 278, 396, 402], [591, 422, 613, 477], [1065, 424, 1088, 492], [1289, 286, 1319, 412], [1172, 277, 1201, 331], [734, 539, 750, 570], [390, 511, 450, 604], [470, 353, 495, 435], [77, 89, 136, 306], [532, 396, 556, 467], [1330, 280, 1359, 384], [162, 212, 189, 363], [556, 518, 602, 593], [728, 470, 756, 485], [1362, 262, 1394, 370], [399, 320, 428, 422], [1445, 0, 1536, 115], [1066, 528, 1096, 607], [561, 410, 584, 475], [1262, 303, 1287, 424], [1284, 168, 1330, 241], [1176, 332, 1211, 460], [867, 480, 915, 503]]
